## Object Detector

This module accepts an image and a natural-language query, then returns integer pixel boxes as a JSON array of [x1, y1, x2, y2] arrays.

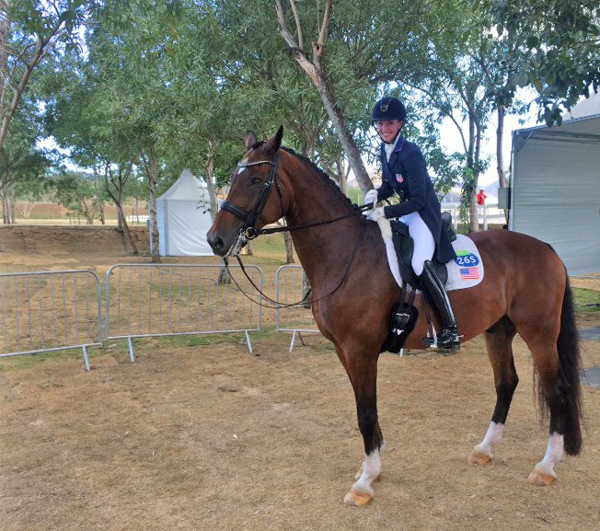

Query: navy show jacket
[[376, 135, 456, 264]]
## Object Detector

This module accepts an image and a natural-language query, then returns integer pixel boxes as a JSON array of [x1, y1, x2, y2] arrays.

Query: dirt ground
[[1, 227, 600, 531]]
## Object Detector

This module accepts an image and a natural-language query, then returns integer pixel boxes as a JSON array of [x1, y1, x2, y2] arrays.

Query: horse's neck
[[283, 157, 362, 291]]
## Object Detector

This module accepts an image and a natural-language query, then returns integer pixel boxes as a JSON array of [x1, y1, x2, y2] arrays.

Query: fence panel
[[105, 264, 262, 359], [0, 270, 102, 370], [275, 265, 320, 352]]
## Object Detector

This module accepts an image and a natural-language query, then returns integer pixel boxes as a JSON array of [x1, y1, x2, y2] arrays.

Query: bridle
[[219, 151, 371, 258], [219, 153, 281, 256], [216, 149, 372, 308]]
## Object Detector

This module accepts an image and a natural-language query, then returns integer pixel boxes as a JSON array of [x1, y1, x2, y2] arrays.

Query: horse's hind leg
[[469, 316, 518, 465], [517, 283, 583, 486]]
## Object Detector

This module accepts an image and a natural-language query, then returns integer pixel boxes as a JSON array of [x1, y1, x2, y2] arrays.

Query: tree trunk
[[1, 191, 8, 224], [9, 194, 15, 223], [469, 193, 479, 233], [307, 62, 371, 193], [204, 143, 219, 222], [204, 144, 229, 285], [117, 203, 139, 254], [275, 0, 372, 194], [83, 202, 93, 224], [95, 173, 105, 225], [466, 106, 480, 234], [335, 155, 348, 196], [284, 232, 294, 263], [146, 148, 161, 263], [302, 272, 311, 309], [496, 105, 509, 223]]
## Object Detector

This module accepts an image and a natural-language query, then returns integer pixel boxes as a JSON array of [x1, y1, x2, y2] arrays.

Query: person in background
[[364, 96, 459, 351], [477, 188, 487, 206]]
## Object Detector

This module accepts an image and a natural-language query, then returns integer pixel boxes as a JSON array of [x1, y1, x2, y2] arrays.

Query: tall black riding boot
[[419, 260, 460, 351]]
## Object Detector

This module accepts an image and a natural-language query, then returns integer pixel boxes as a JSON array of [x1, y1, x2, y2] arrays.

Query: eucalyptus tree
[[0, 100, 49, 223], [0, 0, 89, 152], [44, 44, 144, 252], [273, 0, 434, 193], [72, 0, 189, 262], [483, 0, 600, 124], [51, 170, 96, 224]]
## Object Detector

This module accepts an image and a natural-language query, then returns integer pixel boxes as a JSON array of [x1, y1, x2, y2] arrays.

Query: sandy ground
[[1, 228, 600, 531]]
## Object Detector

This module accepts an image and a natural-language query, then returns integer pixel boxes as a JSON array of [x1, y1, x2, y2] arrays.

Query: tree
[[51, 170, 96, 224], [0, 101, 49, 223], [104, 162, 138, 254], [274, 0, 372, 193], [483, 0, 600, 125], [0, 0, 88, 151]]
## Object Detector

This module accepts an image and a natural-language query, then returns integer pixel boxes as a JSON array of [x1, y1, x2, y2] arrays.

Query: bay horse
[[207, 127, 582, 506]]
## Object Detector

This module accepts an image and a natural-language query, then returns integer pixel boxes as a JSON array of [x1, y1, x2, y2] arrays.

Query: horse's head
[[207, 127, 289, 257]]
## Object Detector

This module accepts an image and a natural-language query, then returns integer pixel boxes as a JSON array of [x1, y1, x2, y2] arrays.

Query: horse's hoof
[[468, 450, 492, 465], [343, 488, 373, 507], [528, 468, 556, 486]]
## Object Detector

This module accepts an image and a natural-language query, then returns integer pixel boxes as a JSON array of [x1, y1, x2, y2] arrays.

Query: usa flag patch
[[459, 267, 479, 280], [396, 174, 404, 183]]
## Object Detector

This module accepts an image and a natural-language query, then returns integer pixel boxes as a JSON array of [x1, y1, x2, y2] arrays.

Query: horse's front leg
[[337, 347, 383, 507]]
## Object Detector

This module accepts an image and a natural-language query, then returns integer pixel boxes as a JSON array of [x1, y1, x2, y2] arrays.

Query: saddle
[[381, 212, 457, 354], [392, 211, 457, 288]]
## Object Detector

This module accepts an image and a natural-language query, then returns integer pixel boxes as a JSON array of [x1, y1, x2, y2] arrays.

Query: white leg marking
[[473, 421, 504, 457], [534, 432, 564, 477], [352, 449, 382, 496]]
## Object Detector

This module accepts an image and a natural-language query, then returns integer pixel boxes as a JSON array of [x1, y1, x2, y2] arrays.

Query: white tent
[[510, 92, 600, 275], [156, 169, 214, 256]]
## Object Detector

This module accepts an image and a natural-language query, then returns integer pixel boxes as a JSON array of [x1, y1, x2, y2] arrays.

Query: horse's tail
[[554, 276, 583, 455]]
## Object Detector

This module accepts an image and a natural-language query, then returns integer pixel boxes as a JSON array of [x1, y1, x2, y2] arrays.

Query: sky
[[438, 97, 540, 187]]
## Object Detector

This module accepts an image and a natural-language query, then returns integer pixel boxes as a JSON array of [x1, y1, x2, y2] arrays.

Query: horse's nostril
[[208, 234, 226, 255]]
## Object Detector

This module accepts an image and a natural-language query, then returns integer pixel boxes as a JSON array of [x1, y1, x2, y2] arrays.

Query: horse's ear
[[264, 126, 283, 155], [244, 130, 258, 151]]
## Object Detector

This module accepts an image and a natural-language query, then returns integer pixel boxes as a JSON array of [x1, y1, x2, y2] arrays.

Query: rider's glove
[[365, 207, 386, 222], [364, 189, 379, 208]]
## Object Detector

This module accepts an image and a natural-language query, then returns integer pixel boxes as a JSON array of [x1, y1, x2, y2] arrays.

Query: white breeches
[[400, 212, 435, 276]]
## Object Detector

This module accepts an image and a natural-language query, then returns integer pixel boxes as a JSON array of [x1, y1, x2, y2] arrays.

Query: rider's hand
[[366, 207, 386, 222], [364, 189, 378, 208]]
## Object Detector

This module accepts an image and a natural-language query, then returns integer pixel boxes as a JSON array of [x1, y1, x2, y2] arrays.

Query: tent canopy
[[510, 93, 600, 275], [156, 170, 214, 256]]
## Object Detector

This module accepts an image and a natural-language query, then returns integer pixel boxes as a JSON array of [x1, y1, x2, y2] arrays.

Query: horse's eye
[[251, 177, 263, 185]]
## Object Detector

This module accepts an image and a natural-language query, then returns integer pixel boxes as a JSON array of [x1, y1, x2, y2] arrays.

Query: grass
[[0, 328, 280, 372], [0, 346, 100, 372], [573, 287, 600, 313]]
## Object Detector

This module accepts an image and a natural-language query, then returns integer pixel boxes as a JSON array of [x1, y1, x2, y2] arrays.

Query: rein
[[219, 152, 372, 308], [224, 221, 367, 310]]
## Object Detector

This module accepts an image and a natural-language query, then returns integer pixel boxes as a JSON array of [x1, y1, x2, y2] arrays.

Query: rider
[[364, 95, 460, 351]]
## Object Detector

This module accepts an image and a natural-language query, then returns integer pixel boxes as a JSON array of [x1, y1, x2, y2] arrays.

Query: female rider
[[365, 96, 460, 350]]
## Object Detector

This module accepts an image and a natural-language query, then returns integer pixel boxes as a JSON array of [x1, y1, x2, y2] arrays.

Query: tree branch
[[288, 0, 303, 50], [313, 0, 332, 59]]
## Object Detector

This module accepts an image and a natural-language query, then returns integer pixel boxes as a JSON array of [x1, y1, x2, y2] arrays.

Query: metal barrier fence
[[105, 264, 263, 360], [275, 265, 320, 352], [0, 270, 102, 371]]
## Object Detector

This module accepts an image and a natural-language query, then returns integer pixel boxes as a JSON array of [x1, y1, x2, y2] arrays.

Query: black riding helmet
[[371, 96, 406, 123]]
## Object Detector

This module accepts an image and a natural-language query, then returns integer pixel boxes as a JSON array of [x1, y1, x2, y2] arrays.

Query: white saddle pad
[[379, 219, 484, 291]]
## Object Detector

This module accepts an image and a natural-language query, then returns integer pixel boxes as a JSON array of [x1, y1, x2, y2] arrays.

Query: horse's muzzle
[[207, 228, 230, 257]]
